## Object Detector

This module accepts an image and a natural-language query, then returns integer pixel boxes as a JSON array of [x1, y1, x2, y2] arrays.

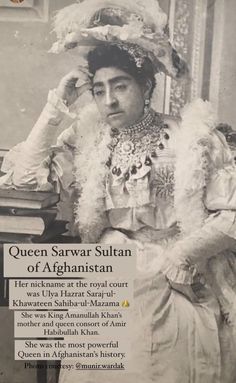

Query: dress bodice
[[105, 110, 178, 232]]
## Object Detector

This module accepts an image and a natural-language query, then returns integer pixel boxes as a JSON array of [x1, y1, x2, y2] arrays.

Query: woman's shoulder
[[153, 102, 234, 166]]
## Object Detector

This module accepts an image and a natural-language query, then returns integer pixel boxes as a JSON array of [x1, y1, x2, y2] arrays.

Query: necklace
[[118, 111, 155, 136], [107, 110, 170, 180]]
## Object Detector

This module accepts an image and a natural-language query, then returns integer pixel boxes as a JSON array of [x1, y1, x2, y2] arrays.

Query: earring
[[144, 98, 150, 115]]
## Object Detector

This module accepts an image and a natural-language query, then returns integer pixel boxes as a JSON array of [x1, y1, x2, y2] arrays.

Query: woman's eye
[[94, 90, 104, 97], [115, 84, 127, 91]]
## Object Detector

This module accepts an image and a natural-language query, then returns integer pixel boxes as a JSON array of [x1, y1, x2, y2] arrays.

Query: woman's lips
[[107, 111, 124, 118]]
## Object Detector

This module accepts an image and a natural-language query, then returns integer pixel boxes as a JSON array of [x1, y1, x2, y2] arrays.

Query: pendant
[[164, 133, 169, 140], [106, 157, 112, 168], [136, 161, 142, 169], [112, 166, 117, 175], [124, 172, 130, 181], [145, 156, 152, 166], [131, 165, 137, 175]]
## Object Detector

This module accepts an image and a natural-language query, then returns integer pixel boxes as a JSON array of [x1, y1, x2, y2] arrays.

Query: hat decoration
[[50, 0, 188, 79]]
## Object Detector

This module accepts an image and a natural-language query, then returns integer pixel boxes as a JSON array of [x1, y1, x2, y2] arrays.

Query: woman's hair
[[87, 44, 156, 98]]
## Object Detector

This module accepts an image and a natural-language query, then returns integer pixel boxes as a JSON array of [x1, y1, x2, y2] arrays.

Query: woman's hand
[[56, 66, 92, 107], [161, 251, 205, 303]]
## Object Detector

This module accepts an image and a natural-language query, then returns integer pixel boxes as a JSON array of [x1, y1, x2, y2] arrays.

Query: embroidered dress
[[60, 109, 236, 383], [1, 98, 236, 383]]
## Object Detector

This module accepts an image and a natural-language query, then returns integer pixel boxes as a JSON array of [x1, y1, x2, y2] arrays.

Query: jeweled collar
[[110, 109, 158, 137]]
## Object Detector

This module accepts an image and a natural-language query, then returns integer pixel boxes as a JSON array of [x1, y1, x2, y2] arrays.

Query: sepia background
[[0, 0, 236, 382]]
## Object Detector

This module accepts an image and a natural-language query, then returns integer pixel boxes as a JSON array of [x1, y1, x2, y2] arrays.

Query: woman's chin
[[106, 114, 143, 130], [106, 114, 127, 129]]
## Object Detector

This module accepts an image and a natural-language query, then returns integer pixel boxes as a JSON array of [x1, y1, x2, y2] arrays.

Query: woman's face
[[92, 67, 146, 129]]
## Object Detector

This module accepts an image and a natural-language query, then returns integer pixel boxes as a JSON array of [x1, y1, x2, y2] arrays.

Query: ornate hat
[[50, 0, 188, 79]]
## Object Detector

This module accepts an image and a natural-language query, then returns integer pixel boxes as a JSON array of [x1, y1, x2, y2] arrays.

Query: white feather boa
[[174, 99, 217, 235], [73, 103, 111, 242], [73, 99, 218, 242]]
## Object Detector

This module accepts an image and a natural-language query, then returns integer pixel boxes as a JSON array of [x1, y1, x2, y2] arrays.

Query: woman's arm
[[159, 100, 236, 304], [162, 224, 236, 278], [10, 91, 73, 189], [1, 68, 91, 190], [164, 124, 236, 278]]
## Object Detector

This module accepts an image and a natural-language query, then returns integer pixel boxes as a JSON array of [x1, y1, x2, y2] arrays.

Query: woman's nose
[[105, 89, 117, 107]]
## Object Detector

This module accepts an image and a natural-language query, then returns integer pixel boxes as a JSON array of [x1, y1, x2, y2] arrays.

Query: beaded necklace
[[106, 109, 170, 181]]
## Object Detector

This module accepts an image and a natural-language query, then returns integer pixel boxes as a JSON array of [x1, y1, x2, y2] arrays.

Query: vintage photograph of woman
[[1, 0, 236, 382]]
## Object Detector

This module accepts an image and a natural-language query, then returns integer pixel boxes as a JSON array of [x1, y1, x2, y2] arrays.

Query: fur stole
[[73, 99, 219, 242]]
